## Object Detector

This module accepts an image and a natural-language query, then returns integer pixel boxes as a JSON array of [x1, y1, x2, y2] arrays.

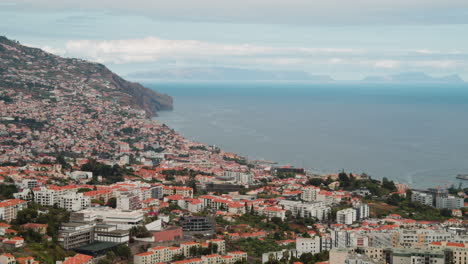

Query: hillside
[[0, 36, 172, 116]]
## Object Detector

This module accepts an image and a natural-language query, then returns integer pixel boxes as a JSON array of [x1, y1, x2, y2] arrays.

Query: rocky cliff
[[0, 36, 172, 116]]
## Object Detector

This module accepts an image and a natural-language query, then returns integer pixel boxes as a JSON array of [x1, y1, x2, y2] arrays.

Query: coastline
[[149, 81, 468, 189]]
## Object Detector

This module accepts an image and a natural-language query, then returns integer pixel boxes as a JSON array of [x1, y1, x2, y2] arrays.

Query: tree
[[387, 193, 404, 206], [338, 171, 350, 187], [440, 208, 452, 217], [97, 259, 111, 264], [115, 244, 132, 259], [382, 177, 397, 191], [77, 188, 92, 193], [308, 178, 324, 187], [106, 197, 117, 208]]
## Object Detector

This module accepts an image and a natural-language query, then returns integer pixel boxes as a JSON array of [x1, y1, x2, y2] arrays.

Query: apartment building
[[296, 236, 322, 254], [0, 199, 27, 222], [337, 208, 357, 225], [411, 191, 433, 206], [58, 222, 95, 250], [60, 192, 90, 212], [435, 196, 464, 210], [384, 248, 445, 264], [301, 186, 319, 202]]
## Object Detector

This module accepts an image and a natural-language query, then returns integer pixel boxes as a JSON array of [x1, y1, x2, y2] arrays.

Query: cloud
[[7, 0, 468, 25], [412, 60, 457, 68], [60, 37, 358, 64], [374, 60, 400, 69]]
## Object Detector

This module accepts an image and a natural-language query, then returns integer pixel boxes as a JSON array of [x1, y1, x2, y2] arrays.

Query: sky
[[1, 0, 468, 80]]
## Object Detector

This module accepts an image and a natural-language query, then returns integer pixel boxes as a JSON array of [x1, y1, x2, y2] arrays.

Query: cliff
[[0, 36, 172, 116]]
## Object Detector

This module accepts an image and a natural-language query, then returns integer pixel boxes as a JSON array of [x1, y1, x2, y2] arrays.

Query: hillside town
[[0, 37, 467, 264]]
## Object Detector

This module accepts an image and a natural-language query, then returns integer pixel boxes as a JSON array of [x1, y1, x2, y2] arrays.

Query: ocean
[[147, 81, 468, 188]]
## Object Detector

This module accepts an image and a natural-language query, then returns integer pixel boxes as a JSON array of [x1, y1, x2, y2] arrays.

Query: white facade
[[337, 208, 357, 225], [60, 193, 90, 211], [411, 191, 433, 206], [76, 207, 144, 230], [354, 204, 369, 220], [296, 236, 322, 255], [301, 186, 319, 202], [435, 196, 464, 209], [69, 171, 93, 181]]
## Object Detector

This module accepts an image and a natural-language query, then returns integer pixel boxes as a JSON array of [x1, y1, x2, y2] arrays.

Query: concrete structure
[[0, 199, 27, 222], [72, 207, 144, 230], [411, 191, 433, 207], [60, 192, 90, 211], [152, 226, 183, 242], [301, 186, 319, 202], [117, 192, 141, 211], [279, 200, 330, 221], [384, 248, 445, 264], [296, 236, 322, 254], [337, 208, 357, 225], [435, 196, 464, 210], [58, 222, 95, 250]]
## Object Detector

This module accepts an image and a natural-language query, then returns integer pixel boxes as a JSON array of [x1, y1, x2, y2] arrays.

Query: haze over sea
[[148, 82, 468, 189]]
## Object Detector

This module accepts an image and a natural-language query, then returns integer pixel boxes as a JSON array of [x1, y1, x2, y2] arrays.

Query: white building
[[117, 193, 141, 211], [411, 191, 433, 206], [279, 200, 330, 221], [337, 208, 357, 225], [354, 203, 369, 220], [59, 192, 90, 211], [435, 196, 464, 210], [296, 236, 322, 255], [301, 186, 319, 202], [68, 171, 93, 181], [75, 207, 144, 230]]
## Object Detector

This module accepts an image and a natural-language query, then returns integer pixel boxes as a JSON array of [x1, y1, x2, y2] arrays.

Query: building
[[260, 206, 286, 220], [346, 254, 381, 264], [150, 185, 163, 199], [163, 186, 193, 198], [69, 171, 93, 181], [152, 226, 183, 242], [301, 186, 319, 202], [180, 216, 213, 232], [72, 207, 144, 230], [435, 196, 464, 210], [411, 192, 433, 207], [60, 192, 90, 211], [384, 248, 445, 264], [296, 236, 322, 254], [0, 253, 16, 264], [337, 208, 357, 225], [94, 224, 129, 244], [0, 199, 27, 222], [279, 200, 331, 221], [262, 250, 299, 264], [58, 253, 93, 264], [58, 222, 95, 250], [354, 203, 369, 220], [117, 192, 141, 211]]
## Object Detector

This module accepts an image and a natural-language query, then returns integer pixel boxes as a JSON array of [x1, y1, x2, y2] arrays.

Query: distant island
[[127, 66, 465, 84]]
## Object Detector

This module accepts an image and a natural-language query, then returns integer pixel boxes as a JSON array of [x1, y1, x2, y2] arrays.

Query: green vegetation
[[0, 183, 18, 199], [106, 197, 117, 208], [276, 172, 296, 179], [129, 225, 152, 238], [232, 237, 293, 258], [366, 191, 452, 221], [11, 203, 70, 239], [223, 156, 248, 166], [81, 159, 133, 184]]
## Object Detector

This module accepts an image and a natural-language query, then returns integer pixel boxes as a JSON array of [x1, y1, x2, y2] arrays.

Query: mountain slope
[[0, 36, 172, 116]]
